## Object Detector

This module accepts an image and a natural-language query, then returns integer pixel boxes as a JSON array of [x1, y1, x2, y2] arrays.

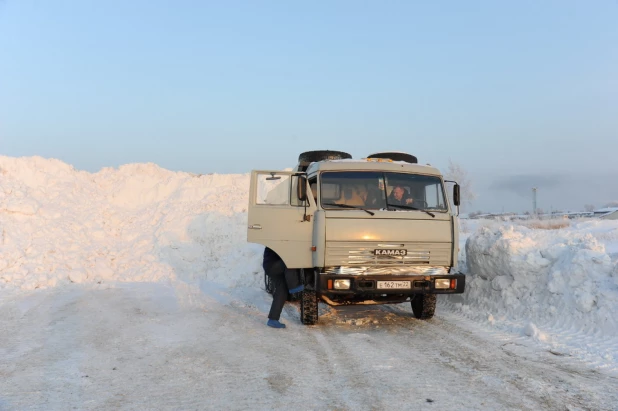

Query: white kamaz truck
[[247, 150, 465, 325]]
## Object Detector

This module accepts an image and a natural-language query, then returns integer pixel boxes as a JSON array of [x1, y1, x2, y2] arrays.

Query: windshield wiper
[[323, 203, 375, 216], [386, 203, 435, 218]]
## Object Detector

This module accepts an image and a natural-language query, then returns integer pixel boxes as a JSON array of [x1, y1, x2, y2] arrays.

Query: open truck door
[[247, 170, 316, 268]]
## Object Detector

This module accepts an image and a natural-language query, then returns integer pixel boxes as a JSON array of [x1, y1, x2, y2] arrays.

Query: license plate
[[377, 281, 411, 289]]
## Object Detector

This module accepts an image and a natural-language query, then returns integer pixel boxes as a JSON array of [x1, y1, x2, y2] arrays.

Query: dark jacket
[[388, 191, 411, 205], [263, 247, 282, 273]]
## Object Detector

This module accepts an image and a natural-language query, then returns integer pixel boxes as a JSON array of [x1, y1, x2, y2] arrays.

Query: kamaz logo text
[[374, 249, 407, 256]]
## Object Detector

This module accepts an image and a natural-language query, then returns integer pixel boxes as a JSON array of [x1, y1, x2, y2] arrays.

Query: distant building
[[593, 207, 618, 220], [602, 211, 618, 220], [560, 211, 594, 219], [466, 209, 616, 220]]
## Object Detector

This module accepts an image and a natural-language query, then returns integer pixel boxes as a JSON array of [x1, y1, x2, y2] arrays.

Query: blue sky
[[1, 0, 616, 212]]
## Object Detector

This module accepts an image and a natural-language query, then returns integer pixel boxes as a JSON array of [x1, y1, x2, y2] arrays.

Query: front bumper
[[318, 273, 465, 296]]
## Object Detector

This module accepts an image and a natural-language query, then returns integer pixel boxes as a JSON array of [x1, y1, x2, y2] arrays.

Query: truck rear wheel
[[300, 289, 318, 325], [411, 294, 436, 320]]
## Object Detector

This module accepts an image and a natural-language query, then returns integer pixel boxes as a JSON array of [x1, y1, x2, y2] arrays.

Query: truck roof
[[305, 158, 443, 176]]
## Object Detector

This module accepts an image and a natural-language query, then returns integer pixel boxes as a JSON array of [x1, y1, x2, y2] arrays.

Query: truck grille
[[325, 242, 451, 267]]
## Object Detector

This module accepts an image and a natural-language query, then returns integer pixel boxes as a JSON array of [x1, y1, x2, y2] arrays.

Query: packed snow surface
[[1, 156, 617, 408]]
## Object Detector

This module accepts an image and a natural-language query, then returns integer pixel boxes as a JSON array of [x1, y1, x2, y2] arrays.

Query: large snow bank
[[466, 222, 618, 331], [0, 156, 263, 291], [449, 218, 618, 367]]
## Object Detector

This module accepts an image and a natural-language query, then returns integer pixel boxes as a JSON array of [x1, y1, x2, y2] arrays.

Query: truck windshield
[[320, 171, 448, 212]]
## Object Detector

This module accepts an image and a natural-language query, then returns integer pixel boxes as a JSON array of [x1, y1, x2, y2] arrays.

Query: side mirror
[[453, 184, 460, 206], [297, 176, 307, 202]]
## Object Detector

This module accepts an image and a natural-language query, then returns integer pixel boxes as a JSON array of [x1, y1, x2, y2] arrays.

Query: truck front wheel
[[300, 290, 319, 325], [411, 294, 436, 320]]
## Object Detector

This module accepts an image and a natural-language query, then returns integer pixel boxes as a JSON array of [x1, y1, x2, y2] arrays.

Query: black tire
[[367, 152, 417, 164], [411, 294, 436, 320], [297, 150, 352, 171], [300, 289, 318, 325], [264, 272, 274, 295]]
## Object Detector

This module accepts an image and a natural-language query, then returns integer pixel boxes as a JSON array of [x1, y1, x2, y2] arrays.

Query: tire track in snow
[[383, 304, 618, 410]]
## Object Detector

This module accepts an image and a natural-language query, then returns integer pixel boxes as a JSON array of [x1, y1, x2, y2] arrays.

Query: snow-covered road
[[2, 283, 616, 411]]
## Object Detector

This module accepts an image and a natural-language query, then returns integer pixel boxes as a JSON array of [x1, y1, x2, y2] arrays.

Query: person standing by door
[[263, 247, 303, 328]]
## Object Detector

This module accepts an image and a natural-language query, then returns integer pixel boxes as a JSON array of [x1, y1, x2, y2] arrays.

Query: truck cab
[[247, 150, 465, 325]]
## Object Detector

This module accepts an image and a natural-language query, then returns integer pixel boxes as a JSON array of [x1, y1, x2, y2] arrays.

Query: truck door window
[[424, 181, 446, 209], [256, 174, 291, 205]]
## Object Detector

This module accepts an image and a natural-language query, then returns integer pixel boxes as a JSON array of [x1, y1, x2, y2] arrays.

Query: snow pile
[[0, 156, 262, 291], [450, 218, 618, 362]]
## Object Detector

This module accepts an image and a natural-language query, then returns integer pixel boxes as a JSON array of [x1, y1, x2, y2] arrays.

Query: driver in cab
[[388, 185, 414, 206]]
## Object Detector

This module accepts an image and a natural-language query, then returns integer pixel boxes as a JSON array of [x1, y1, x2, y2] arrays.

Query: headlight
[[435, 279, 451, 289], [334, 279, 351, 290]]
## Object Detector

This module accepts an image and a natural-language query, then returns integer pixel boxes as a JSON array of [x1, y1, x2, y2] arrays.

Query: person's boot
[[267, 319, 286, 328]]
